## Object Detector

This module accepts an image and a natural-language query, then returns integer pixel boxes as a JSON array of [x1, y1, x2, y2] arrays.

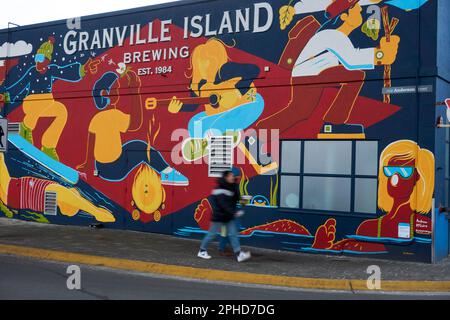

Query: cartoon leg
[[45, 184, 115, 223], [40, 100, 68, 149], [128, 141, 189, 186], [0, 153, 11, 204], [356, 218, 380, 237], [23, 98, 67, 161], [21, 98, 40, 144], [323, 69, 365, 124]]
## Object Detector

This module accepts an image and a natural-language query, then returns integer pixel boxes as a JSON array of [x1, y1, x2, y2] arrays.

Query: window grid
[[279, 140, 379, 215]]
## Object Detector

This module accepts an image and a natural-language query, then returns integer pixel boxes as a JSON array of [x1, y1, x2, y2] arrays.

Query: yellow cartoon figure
[[4, 37, 100, 161], [0, 153, 115, 223]]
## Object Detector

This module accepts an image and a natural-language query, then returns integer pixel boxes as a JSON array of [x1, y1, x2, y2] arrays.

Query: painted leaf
[[361, 18, 381, 41]]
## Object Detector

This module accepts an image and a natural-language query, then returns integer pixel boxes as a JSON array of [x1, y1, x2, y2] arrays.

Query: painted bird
[[385, 0, 429, 11]]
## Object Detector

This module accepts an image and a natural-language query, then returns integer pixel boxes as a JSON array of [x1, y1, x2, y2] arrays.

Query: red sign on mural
[[415, 215, 432, 235]]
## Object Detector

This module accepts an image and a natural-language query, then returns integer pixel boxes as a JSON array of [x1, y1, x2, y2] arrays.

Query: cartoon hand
[[194, 198, 213, 231], [377, 35, 400, 65], [85, 58, 101, 75], [168, 96, 184, 114], [311, 218, 337, 250], [78, 171, 88, 181], [76, 162, 89, 171], [279, 5, 295, 30]]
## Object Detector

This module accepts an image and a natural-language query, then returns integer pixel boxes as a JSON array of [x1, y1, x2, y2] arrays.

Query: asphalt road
[[0, 254, 449, 300]]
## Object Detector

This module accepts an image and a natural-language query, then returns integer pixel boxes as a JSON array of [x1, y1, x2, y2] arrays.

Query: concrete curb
[[1, 243, 449, 293]]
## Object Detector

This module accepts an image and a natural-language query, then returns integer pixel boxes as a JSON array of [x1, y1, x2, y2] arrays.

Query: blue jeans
[[219, 219, 242, 251], [200, 220, 241, 254]]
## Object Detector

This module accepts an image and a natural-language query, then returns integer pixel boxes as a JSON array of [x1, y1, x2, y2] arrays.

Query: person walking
[[198, 170, 251, 262]]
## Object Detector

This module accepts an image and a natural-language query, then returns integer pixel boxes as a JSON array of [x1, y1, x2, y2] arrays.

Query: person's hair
[[132, 164, 165, 214], [186, 38, 230, 96], [217, 170, 234, 186], [222, 170, 233, 179], [378, 140, 435, 214]]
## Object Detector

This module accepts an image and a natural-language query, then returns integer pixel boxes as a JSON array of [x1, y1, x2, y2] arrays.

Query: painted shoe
[[318, 123, 366, 139], [19, 122, 33, 145], [197, 250, 212, 260], [160, 167, 189, 186], [41, 146, 59, 162]]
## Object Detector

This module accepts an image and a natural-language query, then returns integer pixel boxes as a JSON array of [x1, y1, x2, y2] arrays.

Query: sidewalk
[[1, 218, 449, 292]]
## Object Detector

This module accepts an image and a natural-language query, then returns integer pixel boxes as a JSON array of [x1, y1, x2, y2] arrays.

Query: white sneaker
[[236, 251, 251, 262], [197, 250, 212, 259]]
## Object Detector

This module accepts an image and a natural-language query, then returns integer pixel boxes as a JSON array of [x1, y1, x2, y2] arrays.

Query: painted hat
[[326, 0, 360, 20], [231, 167, 241, 177], [93, 71, 119, 110], [37, 36, 55, 61]]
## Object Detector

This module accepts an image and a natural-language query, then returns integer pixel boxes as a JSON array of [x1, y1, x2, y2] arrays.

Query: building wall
[[0, 0, 441, 262]]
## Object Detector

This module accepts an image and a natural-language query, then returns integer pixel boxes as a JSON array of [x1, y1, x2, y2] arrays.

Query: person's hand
[[168, 97, 184, 114], [84, 58, 101, 75], [376, 35, 400, 65], [279, 5, 295, 30], [78, 171, 88, 181], [235, 210, 245, 218]]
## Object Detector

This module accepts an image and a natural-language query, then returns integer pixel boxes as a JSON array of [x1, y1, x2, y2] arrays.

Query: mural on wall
[[0, 0, 437, 261], [258, 0, 400, 140], [308, 140, 434, 254]]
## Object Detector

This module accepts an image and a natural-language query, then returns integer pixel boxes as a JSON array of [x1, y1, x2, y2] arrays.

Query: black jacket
[[210, 179, 240, 223]]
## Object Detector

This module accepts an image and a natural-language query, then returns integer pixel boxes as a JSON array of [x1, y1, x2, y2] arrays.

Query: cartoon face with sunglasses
[[34, 53, 50, 74], [384, 158, 419, 201]]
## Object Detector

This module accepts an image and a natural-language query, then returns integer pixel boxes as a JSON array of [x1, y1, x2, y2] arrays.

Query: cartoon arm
[[77, 131, 96, 172], [324, 33, 376, 70], [376, 36, 400, 66], [167, 80, 208, 114], [4, 66, 33, 102], [125, 70, 144, 132], [49, 62, 84, 83], [50, 58, 101, 83]]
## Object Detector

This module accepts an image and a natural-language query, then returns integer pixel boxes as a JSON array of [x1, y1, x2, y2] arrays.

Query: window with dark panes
[[279, 140, 379, 214]]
